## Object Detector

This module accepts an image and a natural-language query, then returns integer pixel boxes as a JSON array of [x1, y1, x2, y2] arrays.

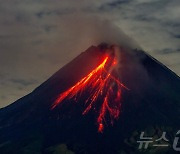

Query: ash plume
[[55, 15, 151, 94], [57, 15, 141, 51]]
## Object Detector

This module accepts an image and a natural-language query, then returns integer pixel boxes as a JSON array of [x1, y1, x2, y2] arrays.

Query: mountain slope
[[0, 44, 180, 154]]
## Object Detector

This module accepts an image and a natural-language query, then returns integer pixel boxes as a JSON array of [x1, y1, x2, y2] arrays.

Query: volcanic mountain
[[0, 44, 180, 154]]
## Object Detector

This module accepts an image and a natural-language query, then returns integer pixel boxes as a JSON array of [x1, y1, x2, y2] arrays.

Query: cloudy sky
[[0, 0, 180, 108]]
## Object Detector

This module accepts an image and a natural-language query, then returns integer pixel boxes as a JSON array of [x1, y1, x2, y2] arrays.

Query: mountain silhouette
[[0, 44, 180, 154]]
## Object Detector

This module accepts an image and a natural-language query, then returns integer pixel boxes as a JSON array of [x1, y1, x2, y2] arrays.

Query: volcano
[[0, 44, 180, 154]]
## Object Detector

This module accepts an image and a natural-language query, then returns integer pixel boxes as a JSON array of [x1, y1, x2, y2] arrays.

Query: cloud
[[10, 78, 37, 86], [156, 48, 180, 54], [0, 0, 179, 108]]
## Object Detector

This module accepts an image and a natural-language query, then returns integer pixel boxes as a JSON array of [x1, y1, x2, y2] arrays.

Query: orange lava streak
[[51, 55, 128, 132], [51, 56, 109, 109]]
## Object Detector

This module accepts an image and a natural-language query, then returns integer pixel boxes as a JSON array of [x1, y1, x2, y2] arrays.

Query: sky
[[0, 0, 180, 108]]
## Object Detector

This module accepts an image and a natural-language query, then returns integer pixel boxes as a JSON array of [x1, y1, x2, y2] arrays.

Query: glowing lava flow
[[51, 55, 128, 133]]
